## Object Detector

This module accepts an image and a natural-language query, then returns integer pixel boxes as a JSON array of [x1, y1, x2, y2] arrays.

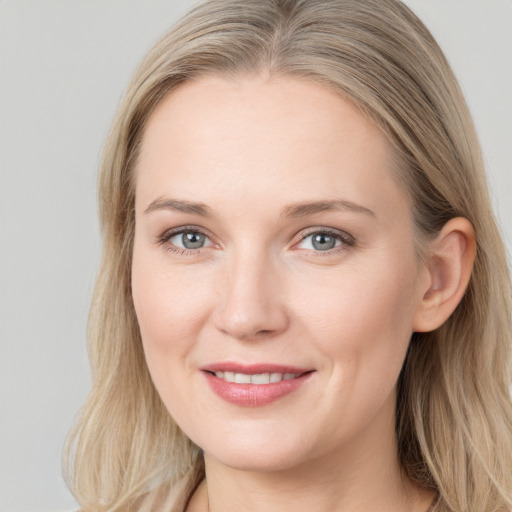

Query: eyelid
[[294, 227, 355, 252], [156, 225, 355, 255], [157, 225, 217, 253]]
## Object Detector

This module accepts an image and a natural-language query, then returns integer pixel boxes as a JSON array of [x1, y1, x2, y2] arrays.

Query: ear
[[413, 217, 476, 333]]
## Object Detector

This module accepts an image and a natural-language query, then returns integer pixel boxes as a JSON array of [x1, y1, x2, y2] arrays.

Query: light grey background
[[0, 1, 510, 511]]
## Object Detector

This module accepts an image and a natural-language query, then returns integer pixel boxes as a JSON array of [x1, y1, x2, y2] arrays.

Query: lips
[[200, 362, 314, 407], [213, 371, 301, 384]]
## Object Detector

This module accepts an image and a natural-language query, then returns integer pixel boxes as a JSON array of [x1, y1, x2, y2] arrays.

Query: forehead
[[135, 75, 407, 220]]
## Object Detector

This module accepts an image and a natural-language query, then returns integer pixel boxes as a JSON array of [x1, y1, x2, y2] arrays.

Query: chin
[[198, 427, 317, 473], [208, 448, 307, 473]]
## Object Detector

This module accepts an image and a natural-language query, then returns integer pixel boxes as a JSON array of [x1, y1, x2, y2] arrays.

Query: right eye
[[170, 230, 211, 250], [159, 227, 215, 254]]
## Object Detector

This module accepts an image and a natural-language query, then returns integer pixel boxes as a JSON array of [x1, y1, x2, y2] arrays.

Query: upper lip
[[200, 362, 314, 375]]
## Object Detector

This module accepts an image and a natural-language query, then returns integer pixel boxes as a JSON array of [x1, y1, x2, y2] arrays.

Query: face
[[132, 75, 428, 472]]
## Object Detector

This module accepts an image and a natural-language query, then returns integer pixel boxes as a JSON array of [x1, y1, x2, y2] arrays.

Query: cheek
[[294, 255, 419, 385], [131, 249, 218, 434], [131, 244, 214, 377], [285, 259, 419, 449]]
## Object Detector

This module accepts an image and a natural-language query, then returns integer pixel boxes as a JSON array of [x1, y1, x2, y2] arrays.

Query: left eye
[[297, 231, 344, 251], [169, 230, 213, 250]]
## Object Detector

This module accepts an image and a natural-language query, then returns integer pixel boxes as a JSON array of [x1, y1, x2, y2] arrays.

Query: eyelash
[[157, 225, 214, 256], [157, 226, 355, 256], [297, 228, 355, 256]]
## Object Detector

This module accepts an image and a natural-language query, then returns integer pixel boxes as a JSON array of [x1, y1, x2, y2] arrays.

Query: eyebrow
[[280, 199, 375, 218], [143, 197, 374, 218], [144, 198, 213, 217]]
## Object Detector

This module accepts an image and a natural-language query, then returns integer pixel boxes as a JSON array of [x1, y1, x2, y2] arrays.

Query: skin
[[132, 75, 474, 511]]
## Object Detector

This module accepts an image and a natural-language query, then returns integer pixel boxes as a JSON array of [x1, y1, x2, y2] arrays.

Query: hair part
[[65, 1, 512, 510]]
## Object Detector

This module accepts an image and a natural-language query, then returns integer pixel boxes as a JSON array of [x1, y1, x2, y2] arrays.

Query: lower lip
[[203, 372, 313, 407]]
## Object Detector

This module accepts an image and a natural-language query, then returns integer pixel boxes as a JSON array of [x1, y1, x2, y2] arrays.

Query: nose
[[213, 248, 289, 341]]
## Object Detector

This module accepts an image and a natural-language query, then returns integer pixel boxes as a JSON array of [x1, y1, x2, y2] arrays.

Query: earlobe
[[413, 217, 476, 333]]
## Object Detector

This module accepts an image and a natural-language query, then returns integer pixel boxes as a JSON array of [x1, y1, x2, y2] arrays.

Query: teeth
[[214, 371, 300, 384], [251, 373, 270, 384], [235, 373, 251, 384], [224, 371, 235, 382]]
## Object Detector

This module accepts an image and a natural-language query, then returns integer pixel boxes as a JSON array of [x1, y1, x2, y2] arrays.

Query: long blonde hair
[[65, 1, 512, 510]]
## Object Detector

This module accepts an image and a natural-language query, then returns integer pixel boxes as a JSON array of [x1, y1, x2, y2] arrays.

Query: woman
[[65, 0, 512, 510]]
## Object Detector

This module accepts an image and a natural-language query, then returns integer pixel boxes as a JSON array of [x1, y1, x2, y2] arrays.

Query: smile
[[212, 371, 301, 384], [201, 363, 314, 407]]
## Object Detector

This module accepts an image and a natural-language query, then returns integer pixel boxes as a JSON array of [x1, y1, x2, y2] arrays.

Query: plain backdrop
[[0, 1, 510, 511]]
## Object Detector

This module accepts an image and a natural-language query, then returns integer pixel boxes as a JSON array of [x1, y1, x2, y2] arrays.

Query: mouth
[[200, 363, 315, 407], [207, 371, 304, 384]]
